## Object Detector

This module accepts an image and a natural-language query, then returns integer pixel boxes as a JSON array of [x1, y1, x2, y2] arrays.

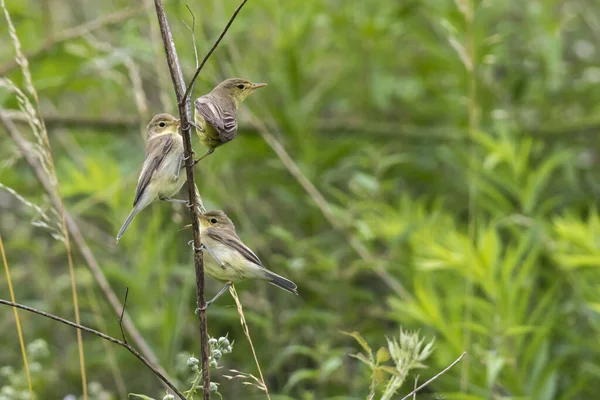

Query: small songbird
[[193, 78, 267, 163], [116, 113, 187, 242], [197, 210, 297, 308]]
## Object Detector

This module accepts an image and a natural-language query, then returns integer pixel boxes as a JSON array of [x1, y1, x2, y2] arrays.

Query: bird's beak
[[252, 82, 268, 90]]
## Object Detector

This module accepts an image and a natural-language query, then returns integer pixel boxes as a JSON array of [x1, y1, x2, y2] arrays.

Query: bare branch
[[153, 1, 251, 398], [183, 5, 199, 70], [0, 299, 185, 400], [119, 287, 129, 345], [400, 352, 466, 400], [152, 1, 211, 398], [182, 0, 249, 103]]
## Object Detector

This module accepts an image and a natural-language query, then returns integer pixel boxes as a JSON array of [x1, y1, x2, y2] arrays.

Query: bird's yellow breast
[[194, 112, 222, 150]]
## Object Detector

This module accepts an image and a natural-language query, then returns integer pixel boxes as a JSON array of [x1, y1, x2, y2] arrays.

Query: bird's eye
[[210, 218, 218, 224], [159, 122, 166, 127], [236, 84, 245, 89]]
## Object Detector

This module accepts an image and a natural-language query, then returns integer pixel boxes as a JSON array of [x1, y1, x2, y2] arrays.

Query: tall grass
[[0, 232, 33, 398], [1, 0, 87, 397]]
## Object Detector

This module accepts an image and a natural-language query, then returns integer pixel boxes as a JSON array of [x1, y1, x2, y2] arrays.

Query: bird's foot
[[183, 151, 196, 161], [194, 302, 211, 314], [188, 240, 204, 253], [160, 197, 188, 204]]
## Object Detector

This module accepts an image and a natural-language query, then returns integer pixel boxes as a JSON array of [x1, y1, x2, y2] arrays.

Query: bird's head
[[146, 113, 180, 137], [213, 78, 267, 105], [198, 210, 236, 231]]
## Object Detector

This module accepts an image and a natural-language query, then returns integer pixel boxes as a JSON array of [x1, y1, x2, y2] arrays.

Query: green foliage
[[2, 0, 600, 399]]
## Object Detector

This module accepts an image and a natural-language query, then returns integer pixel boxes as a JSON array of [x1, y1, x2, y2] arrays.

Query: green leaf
[[376, 347, 390, 364], [349, 352, 373, 366], [341, 331, 373, 359]]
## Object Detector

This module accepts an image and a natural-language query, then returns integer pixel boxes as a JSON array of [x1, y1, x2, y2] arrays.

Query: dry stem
[[229, 285, 271, 398], [0, 233, 33, 397], [400, 352, 466, 400]]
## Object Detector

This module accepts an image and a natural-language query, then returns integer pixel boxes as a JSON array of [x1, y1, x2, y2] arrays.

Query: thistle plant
[[345, 329, 435, 400]]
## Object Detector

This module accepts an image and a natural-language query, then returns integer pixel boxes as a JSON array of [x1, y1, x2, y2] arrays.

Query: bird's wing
[[206, 228, 264, 267], [194, 97, 238, 143], [133, 134, 174, 206]]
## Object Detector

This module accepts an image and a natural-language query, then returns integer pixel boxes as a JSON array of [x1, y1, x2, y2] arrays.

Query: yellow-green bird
[[197, 210, 297, 308], [193, 78, 267, 164], [116, 113, 187, 242]]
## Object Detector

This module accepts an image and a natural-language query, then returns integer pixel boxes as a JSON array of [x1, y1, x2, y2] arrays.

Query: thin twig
[[152, 1, 211, 398], [0, 233, 33, 397], [229, 285, 271, 399], [119, 287, 130, 344], [400, 352, 466, 400], [181, 0, 249, 102], [0, 299, 186, 400], [0, 7, 143, 76], [0, 111, 175, 387], [413, 375, 418, 400], [183, 5, 199, 70]]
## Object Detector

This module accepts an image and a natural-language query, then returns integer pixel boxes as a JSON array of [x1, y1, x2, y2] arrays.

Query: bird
[[192, 78, 267, 164], [196, 210, 297, 308], [116, 113, 187, 242]]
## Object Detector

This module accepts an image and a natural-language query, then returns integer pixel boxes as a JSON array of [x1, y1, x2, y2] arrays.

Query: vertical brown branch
[[152, 1, 211, 398], [153, 1, 250, 397]]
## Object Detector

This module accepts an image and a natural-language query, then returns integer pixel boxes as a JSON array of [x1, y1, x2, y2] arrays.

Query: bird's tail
[[264, 270, 298, 295], [116, 206, 141, 243]]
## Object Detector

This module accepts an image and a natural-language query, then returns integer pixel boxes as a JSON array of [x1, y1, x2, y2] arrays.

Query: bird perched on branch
[[192, 78, 267, 163], [116, 113, 187, 242], [196, 210, 297, 308]]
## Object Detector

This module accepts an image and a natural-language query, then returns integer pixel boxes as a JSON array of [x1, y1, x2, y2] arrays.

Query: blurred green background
[[2, 0, 600, 398]]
